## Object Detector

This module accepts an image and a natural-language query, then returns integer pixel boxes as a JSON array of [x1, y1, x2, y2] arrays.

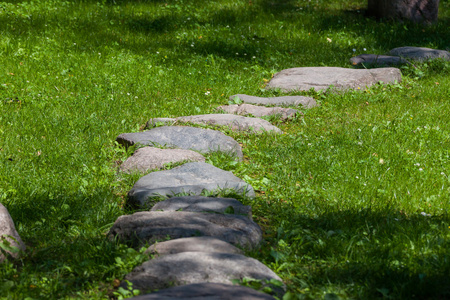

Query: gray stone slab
[[108, 211, 263, 249], [148, 114, 282, 134], [266, 67, 402, 92], [216, 104, 300, 120], [151, 196, 252, 219], [145, 236, 244, 256], [127, 162, 255, 207], [350, 54, 409, 66], [0, 203, 26, 262], [229, 94, 317, 108], [116, 126, 243, 160], [129, 282, 277, 299], [388, 46, 450, 61], [120, 147, 205, 173], [122, 252, 285, 297]]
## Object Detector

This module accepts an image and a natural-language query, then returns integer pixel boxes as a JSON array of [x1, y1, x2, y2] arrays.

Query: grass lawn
[[1, 0, 449, 298]]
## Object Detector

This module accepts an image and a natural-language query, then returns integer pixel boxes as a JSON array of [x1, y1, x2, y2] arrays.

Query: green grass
[[0, 0, 449, 298]]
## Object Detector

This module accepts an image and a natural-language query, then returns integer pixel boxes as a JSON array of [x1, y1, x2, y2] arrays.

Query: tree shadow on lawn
[[272, 206, 450, 298]]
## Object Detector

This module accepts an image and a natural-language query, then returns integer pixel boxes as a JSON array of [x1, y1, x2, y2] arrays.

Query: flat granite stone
[[0, 203, 26, 262], [145, 236, 244, 256], [127, 162, 255, 207], [116, 126, 243, 160], [350, 54, 409, 66], [266, 67, 402, 92], [120, 147, 205, 173], [150, 196, 252, 219], [388, 47, 450, 61], [129, 282, 277, 299], [148, 114, 282, 134], [229, 94, 317, 108], [122, 252, 284, 297], [216, 104, 300, 120], [108, 211, 263, 249]]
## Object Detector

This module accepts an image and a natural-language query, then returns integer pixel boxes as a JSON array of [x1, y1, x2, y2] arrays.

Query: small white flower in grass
[[253, 56, 256, 59], [353, 48, 356, 52], [135, 96, 138, 99], [327, 38, 332, 43], [441, 172, 446, 176], [356, 176, 359, 179], [357, 128, 361, 131], [308, 143, 312, 146], [421, 212, 431, 217], [419, 168, 423, 171], [363, 48, 367, 51], [358, 141, 363, 145], [415, 163, 420, 166], [236, 53, 239, 55], [205, 91, 210, 96], [379, 158, 385, 164]]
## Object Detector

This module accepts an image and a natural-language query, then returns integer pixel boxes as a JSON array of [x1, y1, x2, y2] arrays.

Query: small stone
[[350, 54, 409, 66], [229, 94, 317, 108], [122, 252, 285, 297], [120, 147, 205, 173], [108, 211, 263, 249], [266, 67, 402, 92], [129, 282, 277, 299], [0, 203, 26, 262], [116, 126, 243, 160], [388, 47, 450, 61], [148, 114, 282, 134], [127, 162, 255, 207], [151, 196, 252, 219], [145, 236, 244, 256], [216, 104, 300, 120]]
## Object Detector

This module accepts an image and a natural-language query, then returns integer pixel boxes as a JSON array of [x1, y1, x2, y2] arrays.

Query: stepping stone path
[[127, 162, 255, 208], [266, 67, 402, 92], [113, 49, 419, 297], [148, 114, 282, 133], [117, 126, 243, 160], [120, 147, 205, 173], [216, 103, 300, 120], [0, 203, 25, 262], [230, 93, 317, 108], [129, 283, 277, 300]]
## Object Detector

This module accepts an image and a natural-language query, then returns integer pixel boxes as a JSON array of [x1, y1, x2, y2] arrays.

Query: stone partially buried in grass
[[127, 162, 255, 207], [145, 236, 244, 256], [116, 126, 243, 160], [150, 196, 252, 219], [350, 54, 409, 67], [0, 203, 26, 262], [122, 252, 285, 297], [216, 104, 300, 120], [108, 211, 263, 249], [148, 114, 282, 133], [119, 147, 205, 173], [229, 94, 317, 108], [129, 282, 277, 300], [266, 67, 401, 92], [388, 46, 450, 61]]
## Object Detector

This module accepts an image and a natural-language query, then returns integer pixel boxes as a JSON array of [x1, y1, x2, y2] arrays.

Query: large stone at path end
[[120, 147, 205, 173], [129, 282, 277, 300], [127, 162, 255, 207], [145, 236, 244, 256], [216, 104, 300, 120], [122, 252, 284, 297], [148, 114, 282, 133], [266, 67, 401, 92], [151, 196, 252, 219], [230, 94, 317, 108], [0, 203, 26, 262], [116, 126, 243, 160], [388, 47, 450, 61], [108, 211, 263, 249]]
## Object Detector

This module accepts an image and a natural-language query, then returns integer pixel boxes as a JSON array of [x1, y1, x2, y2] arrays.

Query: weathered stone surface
[[216, 104, 300, 120], [127, 162, 255, 207], [350, 54, 409, 66], [368, 0, 439, 24], [151, 196, 252, 219], [229, 94, 317, 108], [120, 147, 205, 173], [108, 211, 263, 249], [145, 236, 244, 256], [266, 67, 401, 92], [148, 114, 282, 133], [388, 47, 450, 61], [116, 126, 243, 160], [130, 282, 277, 299], [123, 252, 284, 297], [0, 203, 25, 262]]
